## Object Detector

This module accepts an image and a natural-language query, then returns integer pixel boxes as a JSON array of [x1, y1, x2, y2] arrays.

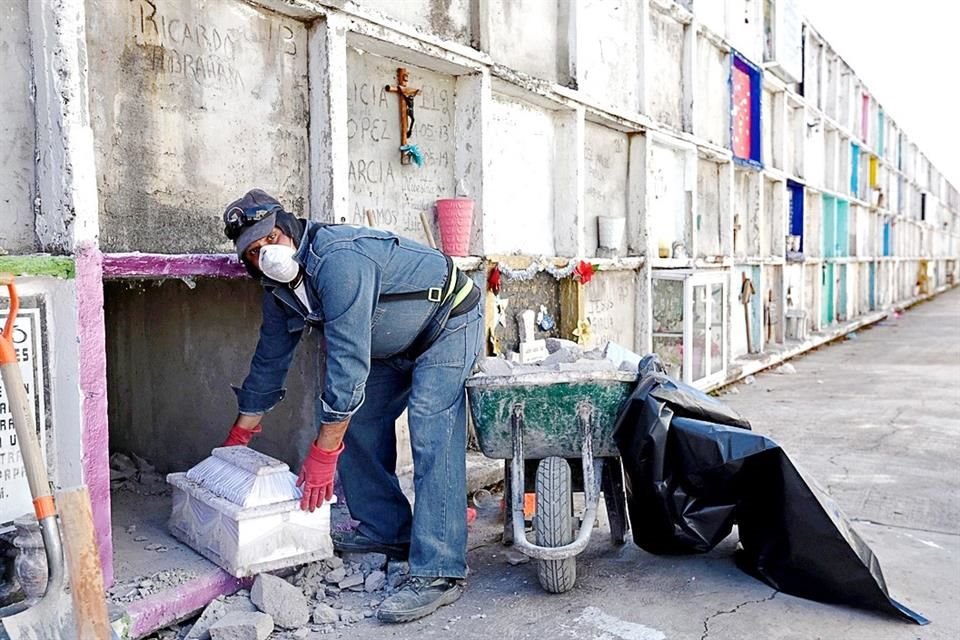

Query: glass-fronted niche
[[652, 269, 728, 388]]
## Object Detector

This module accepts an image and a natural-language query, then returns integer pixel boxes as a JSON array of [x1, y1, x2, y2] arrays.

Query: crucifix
[[385, 67, 421, 165]]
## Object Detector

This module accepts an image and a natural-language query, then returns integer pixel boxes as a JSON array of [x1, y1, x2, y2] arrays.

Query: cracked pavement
[[286, 289, 960, 640]]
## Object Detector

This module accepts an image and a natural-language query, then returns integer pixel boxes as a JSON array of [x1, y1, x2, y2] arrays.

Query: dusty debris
[[338, 609, 364, 624], [208, 611, 273, 640], [251, 574, 310, 629], [111, 452, 171, 496], [774, 363, 797, 374], [108, 569, 198, 605], [311, 602, 339, 625], [157, 551, 411, 637]]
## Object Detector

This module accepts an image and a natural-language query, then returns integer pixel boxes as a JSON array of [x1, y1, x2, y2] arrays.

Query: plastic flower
[[574, 260, 595, 285], [488, 264, 502, 295]]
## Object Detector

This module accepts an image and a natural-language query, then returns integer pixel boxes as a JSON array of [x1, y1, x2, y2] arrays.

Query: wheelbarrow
[[466, 369, 635, 593]]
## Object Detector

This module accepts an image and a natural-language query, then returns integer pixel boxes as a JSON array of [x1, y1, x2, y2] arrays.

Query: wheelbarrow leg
[[602, 457, 628, 545], [502, 459, 514, 546]]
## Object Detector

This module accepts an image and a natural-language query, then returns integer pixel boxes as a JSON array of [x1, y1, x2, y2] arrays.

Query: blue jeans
[[338, 302, 484, 578]]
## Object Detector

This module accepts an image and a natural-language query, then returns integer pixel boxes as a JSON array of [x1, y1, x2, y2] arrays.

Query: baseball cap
[[223, 189, 283, 258]]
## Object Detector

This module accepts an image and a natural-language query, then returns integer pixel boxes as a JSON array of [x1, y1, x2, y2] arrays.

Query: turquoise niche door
[[822, 263, 835, 326], [869, 262, 877, 310], [822, 195, 836, 257]]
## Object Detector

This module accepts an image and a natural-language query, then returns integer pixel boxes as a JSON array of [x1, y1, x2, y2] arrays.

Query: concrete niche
[[86, 0, 309, 253], [345, 49, 456, 245], [584, 124, 629, 257]]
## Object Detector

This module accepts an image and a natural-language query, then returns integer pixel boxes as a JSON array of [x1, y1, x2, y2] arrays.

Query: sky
[[801, 0, 960, 189]]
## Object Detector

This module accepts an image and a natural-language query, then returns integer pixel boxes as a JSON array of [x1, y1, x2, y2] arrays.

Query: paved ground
[[303, 288, 960, 640], [229, 288, 960, 640]]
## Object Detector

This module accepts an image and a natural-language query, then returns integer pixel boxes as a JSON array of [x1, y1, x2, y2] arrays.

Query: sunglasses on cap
[[223, 204, 282, 241]]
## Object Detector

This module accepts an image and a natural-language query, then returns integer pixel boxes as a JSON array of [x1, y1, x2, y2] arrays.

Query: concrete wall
[[358, 0, 472, 47], [86, 0, 309, 253], [583, 123, 628, 256], [485, 0, 560, 82], [346, 49, 456, 244], [578, 0, 640, 113], [0, 2, 37, 253], [105, 278, 320, 473], [584, 270, 638, 351], [646, 10, 684, 130], [694, 35, 729, 148], [697, 159, 724, 257], [647, 139, 691, 256], [485, 94, 555, 255], [725, 0, 763, 64]]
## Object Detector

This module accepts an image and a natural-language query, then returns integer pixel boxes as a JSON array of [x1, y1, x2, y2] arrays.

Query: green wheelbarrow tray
[[466, 370, 636, 565], [466, 369, 637, 459]]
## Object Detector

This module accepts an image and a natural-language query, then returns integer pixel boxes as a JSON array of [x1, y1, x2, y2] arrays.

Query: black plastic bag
[[613, 355, 927, 625]]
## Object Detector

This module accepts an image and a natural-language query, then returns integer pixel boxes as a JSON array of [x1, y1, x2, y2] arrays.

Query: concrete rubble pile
[[110, 452, 171, 496], [165, 551, 411, 638]]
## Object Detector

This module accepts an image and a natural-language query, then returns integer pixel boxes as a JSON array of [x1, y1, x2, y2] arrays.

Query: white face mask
[[258, 243, 300, 283]]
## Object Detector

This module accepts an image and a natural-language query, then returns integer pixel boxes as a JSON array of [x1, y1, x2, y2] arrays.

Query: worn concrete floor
[[314, 288, 960, 640]]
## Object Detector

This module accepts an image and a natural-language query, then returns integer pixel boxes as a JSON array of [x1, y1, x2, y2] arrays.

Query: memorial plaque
[[0, 299, 49, 527]]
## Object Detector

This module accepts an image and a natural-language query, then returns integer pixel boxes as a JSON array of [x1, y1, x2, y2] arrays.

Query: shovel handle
[[1, 272, 18, 354], [0, 275, 55, 520]]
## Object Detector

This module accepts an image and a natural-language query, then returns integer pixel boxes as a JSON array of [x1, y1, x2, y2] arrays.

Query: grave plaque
[[0, 299, 49, 527]]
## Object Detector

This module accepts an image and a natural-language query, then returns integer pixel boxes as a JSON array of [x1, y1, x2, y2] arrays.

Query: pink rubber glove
[[222, 423, 261, 447], [296, 442, 344, 512]]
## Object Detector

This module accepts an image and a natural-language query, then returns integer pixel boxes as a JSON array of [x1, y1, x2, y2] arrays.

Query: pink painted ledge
[[102, 253, 248, 279], [123, 568, 253, 639]]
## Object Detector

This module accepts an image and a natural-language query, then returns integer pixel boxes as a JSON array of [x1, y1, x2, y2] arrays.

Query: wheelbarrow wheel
[[534, 456, 576, 593]]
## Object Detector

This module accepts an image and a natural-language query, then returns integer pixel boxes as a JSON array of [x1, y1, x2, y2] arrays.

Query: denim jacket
[[234, 222, 452, 425]]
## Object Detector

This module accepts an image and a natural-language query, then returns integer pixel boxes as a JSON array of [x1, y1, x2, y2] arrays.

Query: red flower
[[488, 264, 502, 295], [574, 260, 595, 285]]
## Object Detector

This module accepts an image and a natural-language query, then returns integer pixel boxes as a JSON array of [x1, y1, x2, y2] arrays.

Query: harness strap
[[378, 255, 461, 305]]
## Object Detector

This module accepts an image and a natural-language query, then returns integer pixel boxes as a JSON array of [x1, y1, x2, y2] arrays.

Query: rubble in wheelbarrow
[[476, 339, 640, 376]]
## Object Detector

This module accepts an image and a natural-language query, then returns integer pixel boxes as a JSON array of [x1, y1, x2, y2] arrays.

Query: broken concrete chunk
[[545, 338, 579, 354], [557, 359, 618, 373], [339, 609, 364, 624], [386, 561, 409, 588], [185, 594, 257, 640], [250, 574, 310, 630], [323, 567, 346, 584], [325, 556, 344, 570], [338, 573, 364, 591], [312, 603, 339, 625], [477, 357, 514, 376], [539, 347, 582, 368], [208, 611, 273, 640], [364, 570, 386, 592]]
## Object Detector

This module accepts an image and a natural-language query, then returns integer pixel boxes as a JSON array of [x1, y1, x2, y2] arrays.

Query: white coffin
[[167, 448, 334, 577]]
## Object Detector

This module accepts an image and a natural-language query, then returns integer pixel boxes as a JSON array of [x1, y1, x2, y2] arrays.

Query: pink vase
[[435, 198, 474, 256]]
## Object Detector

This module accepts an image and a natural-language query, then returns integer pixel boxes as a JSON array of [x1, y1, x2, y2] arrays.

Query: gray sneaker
[[376, 576, 463, 623]]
